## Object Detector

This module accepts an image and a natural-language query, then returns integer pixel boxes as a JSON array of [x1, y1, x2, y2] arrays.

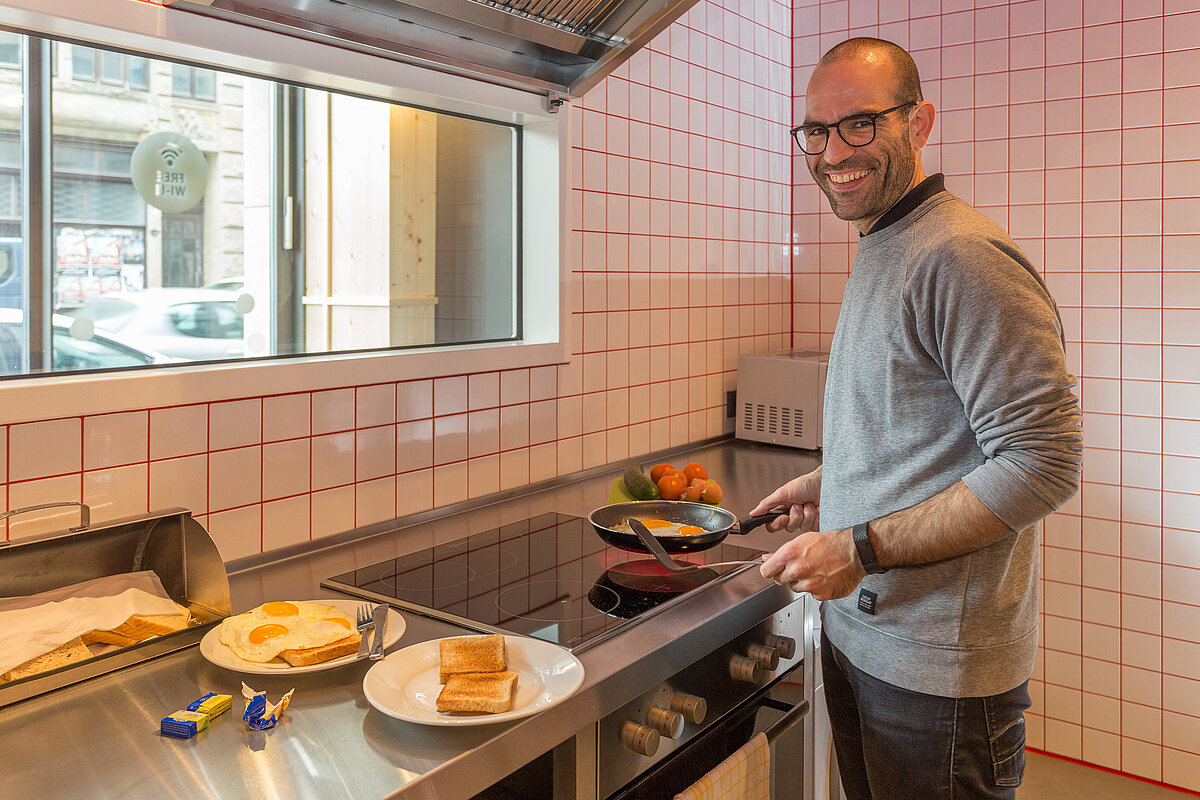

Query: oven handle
[[762, 696, 811, 744]]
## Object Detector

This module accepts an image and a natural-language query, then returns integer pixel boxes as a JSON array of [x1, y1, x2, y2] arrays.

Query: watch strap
[[852, 521, 888, 574]]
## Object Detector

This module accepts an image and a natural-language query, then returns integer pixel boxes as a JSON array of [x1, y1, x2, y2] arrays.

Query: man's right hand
[[750, 466, 821, 533]]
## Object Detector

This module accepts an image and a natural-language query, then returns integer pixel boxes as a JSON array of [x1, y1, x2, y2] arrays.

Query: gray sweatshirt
[[820, 189, 1083, 698]]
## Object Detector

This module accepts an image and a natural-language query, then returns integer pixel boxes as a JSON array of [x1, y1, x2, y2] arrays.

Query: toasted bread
[[439, 634, 506, 684], [278, 633, 362, 667], [80, 629, 139, 647], [436, 671, 518, 714], [0, 637, 93, 683], [81, 604, 191, 646], [109, 607, 191, 640]]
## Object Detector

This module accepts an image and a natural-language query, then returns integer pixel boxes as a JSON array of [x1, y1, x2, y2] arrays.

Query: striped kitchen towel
[[674, 731, 770, 800]]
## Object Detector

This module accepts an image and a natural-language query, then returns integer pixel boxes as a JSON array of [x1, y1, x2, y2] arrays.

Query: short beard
[[815, 130, 917, 224]]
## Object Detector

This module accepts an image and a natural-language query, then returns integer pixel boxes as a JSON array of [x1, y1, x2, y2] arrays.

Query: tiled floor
[[1019, 752, 1191, 799]]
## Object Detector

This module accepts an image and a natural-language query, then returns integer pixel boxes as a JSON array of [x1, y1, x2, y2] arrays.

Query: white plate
[[199, 599, 406, 675], [362, 635, 585, 726]]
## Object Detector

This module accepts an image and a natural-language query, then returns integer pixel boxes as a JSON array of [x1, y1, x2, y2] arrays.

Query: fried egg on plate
[[615, 518, 707, 537], [217, 601, 356, 662]]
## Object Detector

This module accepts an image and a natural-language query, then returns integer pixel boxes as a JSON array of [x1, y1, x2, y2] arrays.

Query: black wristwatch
[[852, 522, 888, 574]]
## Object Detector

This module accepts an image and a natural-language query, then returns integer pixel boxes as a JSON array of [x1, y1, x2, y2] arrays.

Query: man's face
[[804, 58, 919, 229]]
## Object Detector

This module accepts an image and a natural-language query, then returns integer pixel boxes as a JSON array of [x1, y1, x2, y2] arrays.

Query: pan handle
[[733, 508, 789, 535]]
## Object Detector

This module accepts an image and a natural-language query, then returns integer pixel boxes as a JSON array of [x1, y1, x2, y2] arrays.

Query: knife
[[369, 603, 388, 660]]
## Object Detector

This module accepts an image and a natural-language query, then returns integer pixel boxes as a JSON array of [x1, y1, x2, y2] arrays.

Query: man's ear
[[909, 101, 936, 150]]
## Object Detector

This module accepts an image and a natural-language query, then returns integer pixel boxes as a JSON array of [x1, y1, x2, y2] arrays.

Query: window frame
[[0, 0, 570, 423]]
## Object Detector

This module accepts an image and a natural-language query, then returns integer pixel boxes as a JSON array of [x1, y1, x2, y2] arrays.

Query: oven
[[597, 595, 810, 800]]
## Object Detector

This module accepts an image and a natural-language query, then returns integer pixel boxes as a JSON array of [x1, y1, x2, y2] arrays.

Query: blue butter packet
[[160, 709, 210, 739], [187, 692, 232, 718], [241, 682, 294, 731]]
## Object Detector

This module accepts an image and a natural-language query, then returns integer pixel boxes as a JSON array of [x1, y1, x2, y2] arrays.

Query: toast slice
[[278, 633, 362, 667], [80, 629, 140, 647], [439, 634, 506, 684], [1, 637, 93, 683], [436, 671, 518, 714], [82, 604, 192, 646], [109, 607, 191, 640]]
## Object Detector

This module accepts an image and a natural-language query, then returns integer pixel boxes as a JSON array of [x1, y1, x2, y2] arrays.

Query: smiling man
[[750, 38, 1083, 799]]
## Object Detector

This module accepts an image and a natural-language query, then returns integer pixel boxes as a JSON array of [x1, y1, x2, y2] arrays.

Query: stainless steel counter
[[0, 438, 820, 800]]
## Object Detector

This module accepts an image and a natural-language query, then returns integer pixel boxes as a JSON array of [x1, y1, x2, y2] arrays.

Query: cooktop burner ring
[[379, 560, 476, 593], [495, 579, 619, 624]]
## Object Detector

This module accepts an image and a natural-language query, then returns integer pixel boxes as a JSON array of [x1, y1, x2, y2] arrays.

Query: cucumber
[[623, 462, 659, 500]]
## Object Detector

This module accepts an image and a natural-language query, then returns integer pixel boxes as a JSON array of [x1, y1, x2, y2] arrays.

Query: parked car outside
[[202, 275, 245, 293], [58, 287, 246, 361], [0, 308, 176, 374]]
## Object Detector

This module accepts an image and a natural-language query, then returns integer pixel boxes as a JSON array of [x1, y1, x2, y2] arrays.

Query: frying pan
[[588, 500, 787, 554]]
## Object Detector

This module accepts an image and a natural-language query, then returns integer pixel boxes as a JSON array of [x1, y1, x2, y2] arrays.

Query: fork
[[355, 603, 374, 658]]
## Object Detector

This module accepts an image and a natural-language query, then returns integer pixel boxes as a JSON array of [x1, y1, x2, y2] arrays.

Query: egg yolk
[[325, 617, 354, 630], [248, 623, 290, 644], [262, 601, 299, 617], [640, 519, 674, 529], [679, 525, 704, 536]]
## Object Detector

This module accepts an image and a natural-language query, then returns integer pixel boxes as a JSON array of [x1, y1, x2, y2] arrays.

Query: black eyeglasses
[[790, 102, 916, 155]]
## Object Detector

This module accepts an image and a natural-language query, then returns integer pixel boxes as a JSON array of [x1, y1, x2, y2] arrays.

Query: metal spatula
[[627, 519, 765, 573]]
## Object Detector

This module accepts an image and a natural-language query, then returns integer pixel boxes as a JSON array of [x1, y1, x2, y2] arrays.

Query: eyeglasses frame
[[789, 102, 918, 155]]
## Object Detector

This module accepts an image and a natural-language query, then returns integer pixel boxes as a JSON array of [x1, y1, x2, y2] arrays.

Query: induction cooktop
[[321, 512, 764, 652]]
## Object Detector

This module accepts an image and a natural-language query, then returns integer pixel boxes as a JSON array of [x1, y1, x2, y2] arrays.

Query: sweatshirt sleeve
[[905, 226, 1083, 533]]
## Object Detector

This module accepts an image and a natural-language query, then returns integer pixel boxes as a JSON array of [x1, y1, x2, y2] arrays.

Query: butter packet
[[241, 681, 294, 731], [160, 709, 211, 739], [187, 692, 233, 719]]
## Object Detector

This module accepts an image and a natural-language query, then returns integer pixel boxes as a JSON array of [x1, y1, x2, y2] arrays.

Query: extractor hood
[[167, 0, 700, 99]]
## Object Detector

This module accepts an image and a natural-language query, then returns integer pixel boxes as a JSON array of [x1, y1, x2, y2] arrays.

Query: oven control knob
[[646, 706, 685, 739], [747, 643, 780, 672], [765, 634, 797, 660], [729, 654, 762, 684], [669, 692, 707, 725], [620, 721, 660, 757]]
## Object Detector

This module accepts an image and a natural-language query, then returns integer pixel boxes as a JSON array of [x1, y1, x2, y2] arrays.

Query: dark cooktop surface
[[322, 512, 764, 652]]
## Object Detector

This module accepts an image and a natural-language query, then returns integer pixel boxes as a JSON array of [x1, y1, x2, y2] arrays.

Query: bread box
[[0, 504, 230, 708]]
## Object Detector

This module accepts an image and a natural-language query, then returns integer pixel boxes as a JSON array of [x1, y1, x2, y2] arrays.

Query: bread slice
[[278, 633, 362, 667], [439, 634, 506, 684], [436, 671, 518, 714], [0, 637, 93, 683], [108, 608, 191, 641], [81, 604, 192, 646], [80, 629, 139, 647]]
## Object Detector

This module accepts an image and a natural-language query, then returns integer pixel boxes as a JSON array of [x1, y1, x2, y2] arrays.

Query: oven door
[[605, 671, 810, 800]]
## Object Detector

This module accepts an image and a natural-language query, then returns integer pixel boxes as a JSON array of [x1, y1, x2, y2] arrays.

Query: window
[[0, 32, 19, 67], [67, 44, 148, 91], [70, 45, 95, 80], [1, 32, 535, 377], [171, 64, 215, 100]]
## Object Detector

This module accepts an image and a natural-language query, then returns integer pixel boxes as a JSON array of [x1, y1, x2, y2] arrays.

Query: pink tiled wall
[[793, 0, 1200, 793], [0, 2, 793, 556]]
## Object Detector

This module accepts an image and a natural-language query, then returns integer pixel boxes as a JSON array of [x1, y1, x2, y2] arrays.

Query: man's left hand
[[759, 528, 866, 600]]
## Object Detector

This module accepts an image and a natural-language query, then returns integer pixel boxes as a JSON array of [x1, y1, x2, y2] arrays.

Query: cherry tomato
[[680, 484, 702, 503], [656, 474, 685, 501], [683, 463, 708, 483], [649, 463, 676, 483], [700, 480, 723, 504], [668, 469, 687, 484]]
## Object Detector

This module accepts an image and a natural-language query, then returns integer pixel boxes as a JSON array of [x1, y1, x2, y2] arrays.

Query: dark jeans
[[822, 631, 1030, 800]]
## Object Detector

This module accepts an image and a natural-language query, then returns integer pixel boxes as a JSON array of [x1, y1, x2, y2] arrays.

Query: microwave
[[735, 350, 828, 450]]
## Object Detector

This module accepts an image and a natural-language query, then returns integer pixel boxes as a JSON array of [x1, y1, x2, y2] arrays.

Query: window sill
[[0, 338, 570, 424]]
